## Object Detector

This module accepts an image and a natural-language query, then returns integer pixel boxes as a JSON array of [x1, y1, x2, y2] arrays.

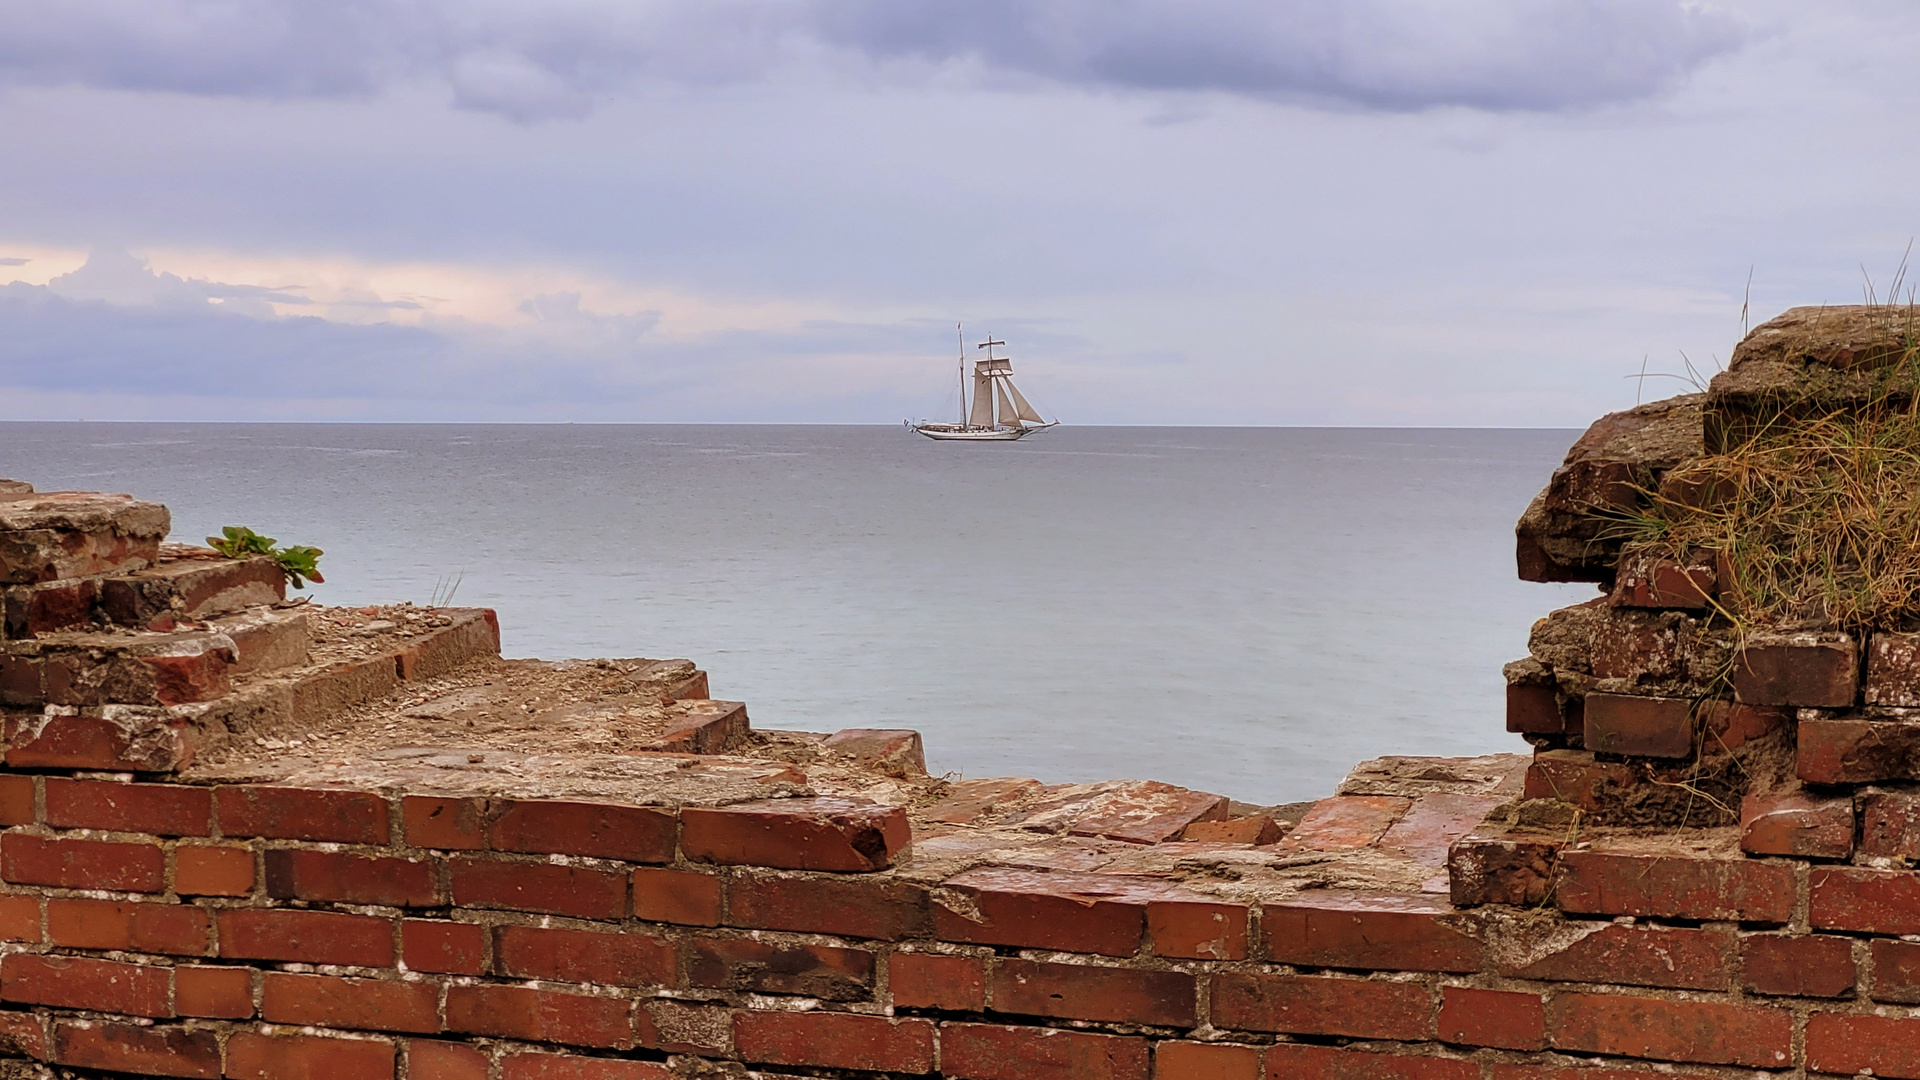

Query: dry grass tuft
[[1628, 306, 1920, 631]]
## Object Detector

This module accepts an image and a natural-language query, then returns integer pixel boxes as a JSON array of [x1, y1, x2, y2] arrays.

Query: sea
[[0, 424, 1592, 806]]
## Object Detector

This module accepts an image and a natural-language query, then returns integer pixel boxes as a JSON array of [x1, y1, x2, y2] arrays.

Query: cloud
[[0, 1, 1745, 120], [0, 257, 27, 267], [0, 250, 947, 419]]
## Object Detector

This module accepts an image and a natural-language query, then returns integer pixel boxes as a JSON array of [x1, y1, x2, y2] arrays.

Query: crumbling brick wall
[[12, 308, 1920, 1080]]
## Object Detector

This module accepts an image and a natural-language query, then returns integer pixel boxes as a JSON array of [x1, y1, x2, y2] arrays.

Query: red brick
[[503, 1054, 672, 1080], [1155, 1041, 1259, 1080], [0, 1011, 46, 1059], [1521, 750, 1639, 812], [450, 857, 627, 919], [1868, 630, 1920, 706], [991, 958, 1195, 1027], [1588, 611, 1688, 680], [636, 998, 732, 1055], [175, 965, 252, 1018], [1180, 816, 1283, 845], [1812, 866, 1920, 934], [404, 918, 486, 974], [52, 1020, 220, 1078], [1583, 693, 1695, 758], [1499, 923, 1733, 990], [735, 1010, 934, 1073], [1277, 795, 1409, 851], [683, 797, 908, 871], [1877, 938, 1920, 1003], [1864, 785, 1920, 857], [47, 897, 209, 955], [226, 1031, 396, 1080], [932, 867, 1146, 957], [44, 777, 210, 835], [1610, 552, 1713, 610], [1485, 1066, 1723, 1080], [445, 984, 633, 1048], [1148, 897, 1248, 960], [1547, 992, 1791, 1068], [728, 873, 925, 939], [489, 798, 676, 863], [1209, 972, 1430, 1040], [688, 936, 875, 1000], [1507, 680, 1569, 734], [217, 908, 395, 967], [265, 847, 439, 907], [1702, 700, 1785, 752], [4, 709, 195, 770], [1, 831, 164, 891], [1740, 933, 1854, 997], [1263, 891, 1480, 972], [1733, 632, 1858, 707], [632, 865, 722, 926], [410, 1040, 491, 1080], [403, 795, 485, 850], [1808, 1012, 1920, 1078], [174, 842, 254, 895], [0, 774, 32, 825], [1, 953, 171, 1016], [940, 1022, 1146, 1080], [0, 893, 38, 941], [1448, 830, 1559, 907], [495, 924, 676, 988], [1263, 1044, 1477, 1080], [892, 951, 985, 1011], [1555, 849, 1793, 922], [216, 784, 389, 843], [264, 971, 440, 1033], [1438, 986, 1544, 1050], [1798, 715, 1920, 783], [1740, 790, 1853, 858]]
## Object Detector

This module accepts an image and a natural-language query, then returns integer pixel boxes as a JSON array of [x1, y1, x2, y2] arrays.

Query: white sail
[[995, 381, 1024, 429], [1007, 380, 1046, 424], [969, 373, 995, 428]]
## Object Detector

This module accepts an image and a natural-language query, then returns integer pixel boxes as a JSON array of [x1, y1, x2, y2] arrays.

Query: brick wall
[[1, 771, 1919, 1078]]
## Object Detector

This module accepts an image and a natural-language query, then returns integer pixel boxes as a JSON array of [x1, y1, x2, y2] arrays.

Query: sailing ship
[[907, 328, 1057, 441]]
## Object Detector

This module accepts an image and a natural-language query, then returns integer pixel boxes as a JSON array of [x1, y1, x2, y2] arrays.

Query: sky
[[1, 0, 1916, 425]]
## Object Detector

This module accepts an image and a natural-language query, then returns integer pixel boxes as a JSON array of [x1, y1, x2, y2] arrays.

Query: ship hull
[[912, 424, 1031, 441]]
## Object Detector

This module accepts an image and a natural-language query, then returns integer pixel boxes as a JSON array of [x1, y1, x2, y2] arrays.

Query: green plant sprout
[[206, 526, 326, 589]]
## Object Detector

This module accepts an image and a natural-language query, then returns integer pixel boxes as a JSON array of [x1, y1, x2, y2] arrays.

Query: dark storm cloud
[[0, 1, 1744, 120]]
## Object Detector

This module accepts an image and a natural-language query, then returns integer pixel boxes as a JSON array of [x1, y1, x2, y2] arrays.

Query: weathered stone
[[0, 481, 31, 495], [1610, 550, 1714, 610], [1584, 693, 1695, 759], [822, 728, 926, 778], [1867, 631, 1920, 707], [1705, 305, 1920, 451], [1740, 790, 1853, 859], [1007, 779, 1229, 845], [650, 700, 749, 754], [207, 608, 310, 675], [3, 705, 200, 771], [1733, 632, 1858, 708], [1181, 816, 1283, 845], [0, 630, 237, 708], [1505, 658, 1570, 734], [0, 492, 169, 584], [1, 578, 99, 639], [1527, 598, 1609, 673], [1516, 395, 1704, 582], [97, 553, 285, 626]]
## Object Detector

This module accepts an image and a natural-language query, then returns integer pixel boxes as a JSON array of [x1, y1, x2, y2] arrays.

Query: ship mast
[[957, 324, 966, 426]]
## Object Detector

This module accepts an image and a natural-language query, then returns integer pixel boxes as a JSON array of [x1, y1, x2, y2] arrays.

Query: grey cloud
[[0, 1, 1744, 120], [0, 258, 28, 267]]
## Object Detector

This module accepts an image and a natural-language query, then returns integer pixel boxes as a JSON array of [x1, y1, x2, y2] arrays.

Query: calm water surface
[[0, 424, 1590, 804]]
